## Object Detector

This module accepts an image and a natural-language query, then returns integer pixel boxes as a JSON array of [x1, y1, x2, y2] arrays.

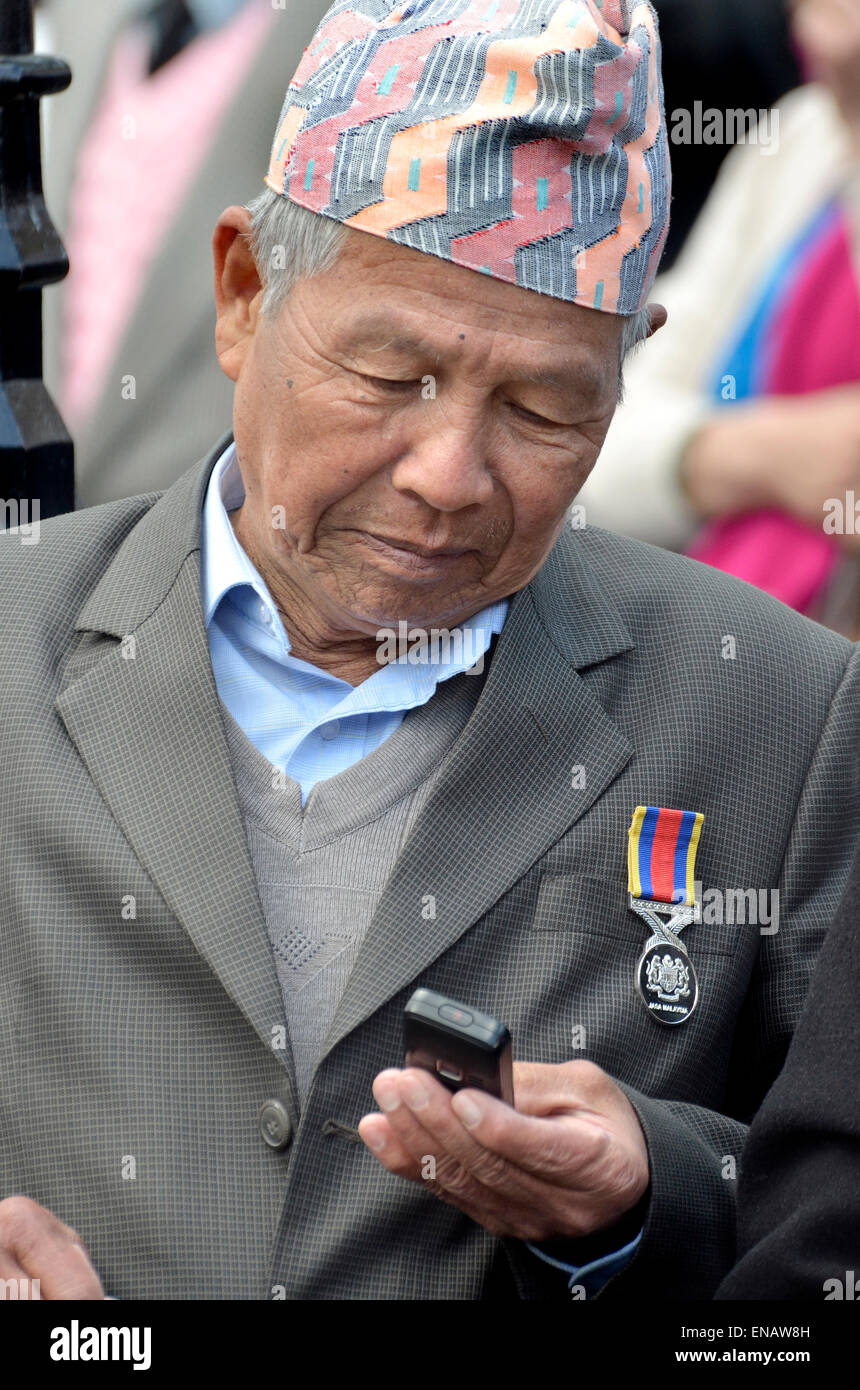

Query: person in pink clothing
[[577, 0, 860, 639], [59, 0, 277, 435], [684, 0, 860, 638], [40, 0, 331, 508]]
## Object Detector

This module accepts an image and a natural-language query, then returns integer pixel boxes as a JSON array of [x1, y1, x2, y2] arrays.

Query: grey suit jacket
[[1, 437, 858, 1300], [41, 0, 330, 509]]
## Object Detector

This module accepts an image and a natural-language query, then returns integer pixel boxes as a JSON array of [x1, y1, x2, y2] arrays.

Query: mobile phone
[[403, 988, 515, 1106]]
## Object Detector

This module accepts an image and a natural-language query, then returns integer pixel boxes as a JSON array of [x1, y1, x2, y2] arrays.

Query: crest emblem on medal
[[627, 806, 704, 1026]]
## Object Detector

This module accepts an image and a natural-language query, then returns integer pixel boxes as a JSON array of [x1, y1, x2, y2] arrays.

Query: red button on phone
[[439, 1004, 473, 1026]]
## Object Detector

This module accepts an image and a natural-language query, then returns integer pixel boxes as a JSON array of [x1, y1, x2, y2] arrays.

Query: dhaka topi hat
[[265, 0, 670, 315]]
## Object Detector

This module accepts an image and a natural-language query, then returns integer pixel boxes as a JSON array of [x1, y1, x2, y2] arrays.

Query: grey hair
[[620, 304, 653, 359], [246, 189, 350, 315], [617, 304, 653, 403], [246, 186, 653, 396]]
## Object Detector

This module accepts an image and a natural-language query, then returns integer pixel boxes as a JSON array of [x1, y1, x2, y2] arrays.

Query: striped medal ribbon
[[627, 806, 704, 1026]]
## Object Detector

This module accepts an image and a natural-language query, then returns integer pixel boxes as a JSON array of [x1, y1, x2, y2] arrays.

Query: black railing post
[[0, 0, 73, 519]]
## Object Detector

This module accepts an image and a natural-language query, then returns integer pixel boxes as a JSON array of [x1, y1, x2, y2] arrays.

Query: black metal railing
[[0, 0, 73, 519]]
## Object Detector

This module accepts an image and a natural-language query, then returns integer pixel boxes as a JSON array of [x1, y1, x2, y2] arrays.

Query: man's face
[[215, 210, 624, 637]]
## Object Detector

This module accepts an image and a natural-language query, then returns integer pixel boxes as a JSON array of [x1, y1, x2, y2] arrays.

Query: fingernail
[[452, 1093, 482, 1128], [364, 1129, 387, 1152], [401, 1073, 430, 1110], [375, 1078, 400, 1112]]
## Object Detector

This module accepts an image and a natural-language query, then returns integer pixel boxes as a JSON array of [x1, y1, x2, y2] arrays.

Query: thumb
[[512, 1059, 611, 1117]]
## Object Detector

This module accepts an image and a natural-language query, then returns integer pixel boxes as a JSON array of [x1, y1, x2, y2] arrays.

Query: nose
[[389, 417, 495, 513]]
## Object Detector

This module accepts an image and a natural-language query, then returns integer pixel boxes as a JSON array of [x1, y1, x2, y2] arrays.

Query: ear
[[213, 205, 265, 383], [645, 302, 668, 338]]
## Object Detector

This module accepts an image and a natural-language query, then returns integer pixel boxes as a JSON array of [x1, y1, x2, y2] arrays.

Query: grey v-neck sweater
[[218, 667, 486, 1111]]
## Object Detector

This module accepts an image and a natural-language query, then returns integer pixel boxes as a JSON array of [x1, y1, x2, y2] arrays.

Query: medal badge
[[627, 805, 704, 1026]]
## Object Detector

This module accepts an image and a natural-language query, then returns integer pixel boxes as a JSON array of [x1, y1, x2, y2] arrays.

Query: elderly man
[[0, 0, 857, 1302]]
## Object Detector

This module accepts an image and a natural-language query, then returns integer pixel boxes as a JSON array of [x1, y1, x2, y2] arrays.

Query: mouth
[[355, 530, 478, 577]]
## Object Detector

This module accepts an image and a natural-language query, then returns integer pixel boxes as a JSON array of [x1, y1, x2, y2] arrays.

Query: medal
[[627, 805, 704, 1026]]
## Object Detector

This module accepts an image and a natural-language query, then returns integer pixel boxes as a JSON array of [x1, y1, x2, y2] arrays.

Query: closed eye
[[359, 373, 422, 390], [510, 401, 570, 428], [357, 372, 570, 424]]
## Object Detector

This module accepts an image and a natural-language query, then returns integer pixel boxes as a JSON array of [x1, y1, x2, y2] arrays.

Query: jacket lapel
[[55, 439, 297, 1110], [321, 535, 636, 1062]]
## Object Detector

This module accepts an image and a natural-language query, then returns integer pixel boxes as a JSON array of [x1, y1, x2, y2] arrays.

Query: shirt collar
[[200, 439, 281, 630]]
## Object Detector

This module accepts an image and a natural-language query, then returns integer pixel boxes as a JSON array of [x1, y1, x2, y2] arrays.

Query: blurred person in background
[[39, 0, 330, 509], [577, 0, 860, 639]]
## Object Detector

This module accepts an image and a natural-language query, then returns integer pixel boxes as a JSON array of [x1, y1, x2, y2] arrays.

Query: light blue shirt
[[199, 440, 641, 1295]]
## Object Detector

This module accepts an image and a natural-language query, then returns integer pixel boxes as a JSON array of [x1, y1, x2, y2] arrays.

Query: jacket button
[[259, 1099, 292, 1151]]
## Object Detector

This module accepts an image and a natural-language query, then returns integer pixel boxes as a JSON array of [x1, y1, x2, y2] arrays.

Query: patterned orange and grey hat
[[265, 0, 670, 314]]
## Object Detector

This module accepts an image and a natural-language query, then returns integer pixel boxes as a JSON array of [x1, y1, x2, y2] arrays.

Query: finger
[[0, 1253, 42, 1299], [511, 1060, 575, 1113], [356, 1113, 423, 1178], [0, 1198, 104, 1300], [449, 1085, 615, 1187], [511, 1059, 617, 1118], [23, 1238, 104, 1301], [372, 1069, 550, 1205]]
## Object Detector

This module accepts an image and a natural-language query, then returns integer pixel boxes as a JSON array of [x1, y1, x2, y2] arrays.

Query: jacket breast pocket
[[532, 872, 740, 960]]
